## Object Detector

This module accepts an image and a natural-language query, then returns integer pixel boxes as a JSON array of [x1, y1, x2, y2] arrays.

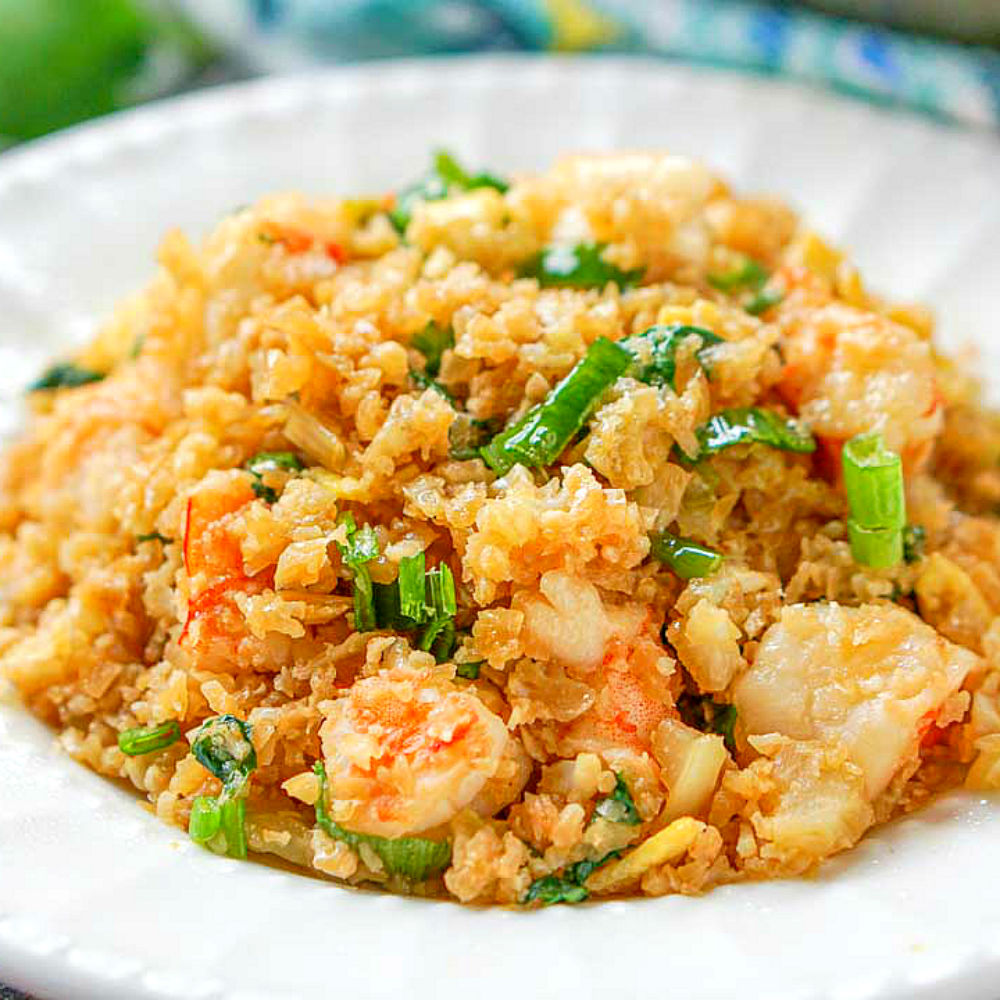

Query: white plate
[[1, 56, 1000, 1000]]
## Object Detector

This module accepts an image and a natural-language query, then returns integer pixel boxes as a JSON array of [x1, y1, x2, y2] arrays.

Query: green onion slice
[[29, 363, 104, 392], [245, 451, 304, 504], [448, 414, 500, 461], [117, 720, 182, 757], [842, 433, 906, 568], [188, 796, 222, 844], [621, 324, 723, 390], [480, 337, 631, 475], [693, 407, 816, 459], [677, 693, 738, 753], [191, 715, 257, 799], [390, 149, 508, 234], [313, 761, 451, 880], [523, 850, 621, 906], [650, 532, 723, 580], [592, 773, 641, 826], [707, 258, 769, 293], [745, 288, 785, 316], [519, 242, 644, 290], [842, 433, 905, 530], [411, 321, 455, 378], [455, 660, 483, 680], [336, 516, 380, 631]]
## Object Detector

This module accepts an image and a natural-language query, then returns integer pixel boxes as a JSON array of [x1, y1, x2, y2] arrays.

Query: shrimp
[[179, 471, 271, 666], [733, 601, 976, 801], [776, 284, 942, 470], [516, 572, 678, 755], [319, 663, 510, 838]]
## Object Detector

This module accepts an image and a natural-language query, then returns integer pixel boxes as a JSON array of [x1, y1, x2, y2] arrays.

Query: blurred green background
[[1, 0, 998, 149]]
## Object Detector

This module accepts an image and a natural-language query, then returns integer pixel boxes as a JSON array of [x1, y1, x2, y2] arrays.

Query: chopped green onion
[[419, 619, 456, 663], [745, 288, 785, 316], [593, 773, 641, 826], [455, 660, 483, 680], [903, 524, 926, 564], [677, 694, 738, 753], [190, 715, 256, 860], [336, 517, 380, 631], [219, 798, 247, 860], [847, 522, 903, 569], [433, 150, 508, 195], [313, 761, 451, 880], [842, 433, 906, 531], [246, 451, 304, 476], [842, 433, 906, 569], [191, 714, 257, 799], [426, 563, 457, 619], [692, 407, 816, 460], [621, 324, 723, 390], [707, 258, 769, 293], [245, 451, 304, 503], [29, 363, 104, 392], [397, 553, 427, 622], [650, 532, 723, 580], [523, 850, 621, 906], [448, 414, 500, 461], [519, 242, 644, 290], [480, 337, 631, 475], [117, 720, 181, 757], [188, 796, 222, 843], [409, 368, 456, 405], [411, 321, 455, 378], [137, 532, 172, 545], [390, 150, 508, 234]]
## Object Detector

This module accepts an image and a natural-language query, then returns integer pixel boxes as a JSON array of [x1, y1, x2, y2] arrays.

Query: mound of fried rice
[[3, 151, 1000, 904]]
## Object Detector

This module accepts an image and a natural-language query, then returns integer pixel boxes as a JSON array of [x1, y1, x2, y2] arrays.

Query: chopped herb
[[409, 368, 456, 405], [842, 432, 906, 569], [707, 258, 769, 293], [117, 720, 181, 757], [903, 524, 926, 564], [130, 335, 145, 359], [678, 693, 738, 753], [455, 660, 483, 680], [397, 552, 428, 622], [421, 619, 457, 663], [690, 407, 816, 461], [191, 714, 257, 800], [411, 321, 454, 378], [593, 773, 641, 826], [745, 287, 785, 316], [621, 324, 723, 390], [245, 451, 304, 504], [257, 231, 277, 245], [448, 414, 500, 461], [433, 150, 508, 195], [190, 715, 257, 860], [29, 363, 104, 392], [313, 761, 451, 880], [480, 337, 631, 475], [390, 149, 508, 234], [519, 242, 644, 290], [336, 516, 380, 632], [523, 850, 621, 906], [137, 531, 172, 545], [650, 531, 723, 579]]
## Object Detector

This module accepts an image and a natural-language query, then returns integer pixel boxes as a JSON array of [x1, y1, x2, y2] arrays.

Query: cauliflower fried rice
[[3, 151, 1000, 904]]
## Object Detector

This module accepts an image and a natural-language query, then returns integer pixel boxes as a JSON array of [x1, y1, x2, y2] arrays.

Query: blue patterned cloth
[[219, 0, 1000, 127]]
